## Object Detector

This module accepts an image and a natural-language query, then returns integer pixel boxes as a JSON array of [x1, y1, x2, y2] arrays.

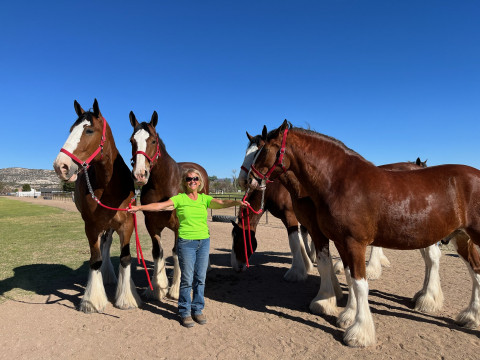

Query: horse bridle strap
[[239, 191, 266, 267], [60, 116, 107, 168], [250, 128, 289, 181], [132, 134, 161, 167]]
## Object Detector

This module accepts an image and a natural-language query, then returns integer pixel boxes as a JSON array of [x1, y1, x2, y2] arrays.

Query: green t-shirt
[[170, 193, 213, 240]]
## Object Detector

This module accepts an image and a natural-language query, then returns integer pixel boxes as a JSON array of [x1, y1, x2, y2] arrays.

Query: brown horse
[[248, 120, 480, 347], [53, 99, 141, 313], [231, 179, 314, 281], [237, 133, 343, 315], [129, 111, 209, 300]]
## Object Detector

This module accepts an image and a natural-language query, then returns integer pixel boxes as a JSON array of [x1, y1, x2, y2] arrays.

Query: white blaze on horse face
[[53, 119, 89, 180], [132, 129, 149, 181], [239, 143, 259, 190]]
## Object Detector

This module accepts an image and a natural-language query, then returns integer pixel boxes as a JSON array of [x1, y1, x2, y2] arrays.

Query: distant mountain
[[0, 167, 60, 189]]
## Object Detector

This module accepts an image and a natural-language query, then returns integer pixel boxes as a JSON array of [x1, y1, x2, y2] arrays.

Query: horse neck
[[240, 189, 265, 226], [286, 130, 372, 195], [91, 125, 120, 187], [148, 147, 180, 187]]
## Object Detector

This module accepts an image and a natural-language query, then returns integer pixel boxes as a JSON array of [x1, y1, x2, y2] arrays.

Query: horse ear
[[93, 98, 101, 118], [151, 111, 158, 128], [261, 125, 268, 141], [74, 100, 84, 117], [416, 157, 421, 166], [280, 119, 289, 131], [129, 111, 139, 128], [246, 131, 254, 141], [230, 220, 240, 229]]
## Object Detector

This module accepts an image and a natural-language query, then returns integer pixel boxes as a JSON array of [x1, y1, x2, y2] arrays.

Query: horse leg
[[300, 224, 316, 263], [80, 227, 108, 313], [284, 226, 311, 282], [168, 233, 181, 300], [114, 227, 141, 310], [309, 234, 340, 316], [412, 244, 443, 313], [453, 233, 480, 328], [341, 239, 376, 347], [100, 229, 117, 285], [366, 246, 390, 280], [144, 232, 169, 300]]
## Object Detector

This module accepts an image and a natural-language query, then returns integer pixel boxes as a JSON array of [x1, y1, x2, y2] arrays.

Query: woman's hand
[[128, 205, 141, 213], [239, 200, 250, 208]]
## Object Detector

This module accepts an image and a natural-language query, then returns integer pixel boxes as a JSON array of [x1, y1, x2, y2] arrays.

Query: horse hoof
[[79, 300, 105, 314], [143, 287, 168, 300], [456, 311, 480, 329], [283, 269, 308, 282]]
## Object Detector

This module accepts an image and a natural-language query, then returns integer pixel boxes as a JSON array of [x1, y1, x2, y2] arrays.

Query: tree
[[231, 169, 238, 191], [22, 184, 31, 192], [62, 181, 76, 192]]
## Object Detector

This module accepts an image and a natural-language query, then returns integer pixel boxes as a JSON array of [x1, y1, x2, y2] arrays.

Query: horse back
[[178, 162, 209, 194]]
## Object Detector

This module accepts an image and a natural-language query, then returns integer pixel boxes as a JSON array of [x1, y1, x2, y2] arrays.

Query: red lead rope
[[90, 195, 153, 291], [240, 192, 263, 267]]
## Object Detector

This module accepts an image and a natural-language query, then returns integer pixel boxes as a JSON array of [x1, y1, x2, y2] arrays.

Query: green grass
[[0, 197, 152, 302]]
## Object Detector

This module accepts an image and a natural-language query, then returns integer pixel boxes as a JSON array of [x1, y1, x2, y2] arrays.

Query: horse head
[[248, 119, 291, 191], [129, 111, 161, 186], [238, 132, 265, 190], [53, 99, 106, 182], [230, 220, 257, 272]]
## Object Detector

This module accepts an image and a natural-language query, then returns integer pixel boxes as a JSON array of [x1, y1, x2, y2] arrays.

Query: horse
[[230, 178, 314, 282], [129, 110, 209, 300], [248, 120, 480, 347], [236, 133, 343, 315], [53, 99, 141, 313], [238, 132, 443, 314]]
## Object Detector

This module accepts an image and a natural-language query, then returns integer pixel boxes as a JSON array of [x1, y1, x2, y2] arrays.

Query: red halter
[[131, 134, 161, 168], [250, 128, 289, 182], [60, 116, 107, 169]]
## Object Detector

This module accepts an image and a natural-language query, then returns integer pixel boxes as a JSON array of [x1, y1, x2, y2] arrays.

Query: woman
[[128, 168, 248, 328]]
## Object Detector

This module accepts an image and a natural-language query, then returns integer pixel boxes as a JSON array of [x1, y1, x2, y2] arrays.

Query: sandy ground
[[1, 196, 479, 359]]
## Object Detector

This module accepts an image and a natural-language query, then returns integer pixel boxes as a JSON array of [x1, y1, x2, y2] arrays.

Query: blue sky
[[1, 1, 479, 179]]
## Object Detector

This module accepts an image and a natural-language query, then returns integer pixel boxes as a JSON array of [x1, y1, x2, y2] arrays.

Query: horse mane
[[267, 122, 373, 165]]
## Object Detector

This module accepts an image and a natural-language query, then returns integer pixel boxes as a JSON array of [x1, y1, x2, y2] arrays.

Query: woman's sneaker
[[181, 316, 195, 328], [192, 313, 207, 325]]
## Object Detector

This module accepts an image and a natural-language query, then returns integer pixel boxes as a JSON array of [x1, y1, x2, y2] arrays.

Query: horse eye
[[85, 128, 94, 135]]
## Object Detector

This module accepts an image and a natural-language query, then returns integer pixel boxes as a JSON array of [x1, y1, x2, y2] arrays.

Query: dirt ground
[[1, 196, 479, 359]]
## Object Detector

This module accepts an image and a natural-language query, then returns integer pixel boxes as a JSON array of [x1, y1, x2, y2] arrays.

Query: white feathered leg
[[337, 268, 357, 329], [309, 248, 338, 316], [413, 244, 443, 313], [343, 278, 376, 347], [455, 242, 480, 328], [115, 263, 142, 309], [80, 268, 108, 313], [284, 229, 312, 282], [143, 256, 169, 300], [365, 246, 383, 280], [168, 251, 181, 299]]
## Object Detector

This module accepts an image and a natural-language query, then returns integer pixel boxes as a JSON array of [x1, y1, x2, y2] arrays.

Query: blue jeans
[[177, 237, 210, 318]]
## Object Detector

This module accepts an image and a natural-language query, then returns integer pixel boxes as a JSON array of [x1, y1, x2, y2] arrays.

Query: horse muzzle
[[132, 169, 149, 186], [53, 159, 79, 182]]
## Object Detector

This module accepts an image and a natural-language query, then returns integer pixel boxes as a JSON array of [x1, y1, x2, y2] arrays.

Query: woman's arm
[[128, 199, 175, 213], [209, 198, 249, 209]]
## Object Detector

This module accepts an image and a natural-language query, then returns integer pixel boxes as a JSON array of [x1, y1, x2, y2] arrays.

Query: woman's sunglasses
[[186, 176, 199, 182]]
